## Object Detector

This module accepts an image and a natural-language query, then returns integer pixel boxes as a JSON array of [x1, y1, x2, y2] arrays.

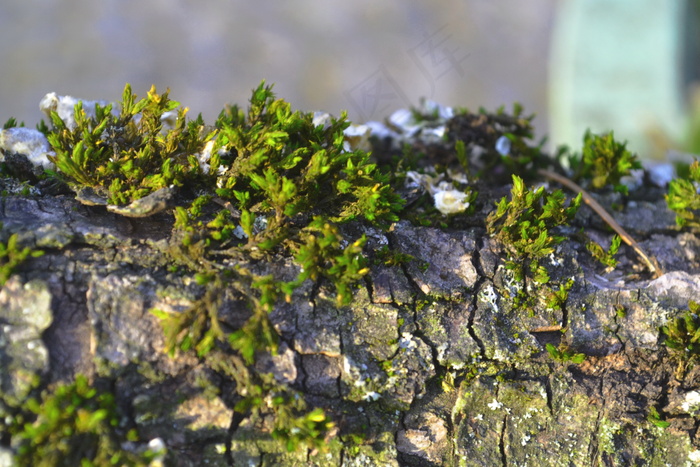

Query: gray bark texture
[[2, 169, 700, 466]]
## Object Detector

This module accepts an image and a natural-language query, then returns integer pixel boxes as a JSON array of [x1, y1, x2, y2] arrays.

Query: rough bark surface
[[2, 176, 700, 466]]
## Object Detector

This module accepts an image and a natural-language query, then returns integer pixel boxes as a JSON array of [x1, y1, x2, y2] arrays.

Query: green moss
[[210, 82, 403, 228], [661, 300, 700, 378], [487, 175, 581, 277], [448, 102, 551, 183], [486, 175, 580, 313], [43, 80, 402, 358], [7, 375, 160, 466], [567, 130, 641, 194], [0, 231, 44, 286], [46, 85, 204, 204], [586, 234, 621, 269], [58, 81, 402, 455], [647, 406, 670, 429], [545, 342, 585, 364], [666, 159, 700, 229], [0, 81, 412, 459], [9, 81, 687, 463], [373, 244, 414, 267]]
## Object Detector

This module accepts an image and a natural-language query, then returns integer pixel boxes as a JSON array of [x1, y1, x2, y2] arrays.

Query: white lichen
[[39, 91, 178, 133], [492, 349, 509, 362], [436, 342, 449, 362], [645, 162, 674, 188], [682, 390, 700, 414], [360, 100, 453, 150], [447, 168, 468, 185], [159, 110, 179, 130], [388, 108, 421, 137], [195, 139, 227, 175], [433, 187, 471, 215], [521, 434, 530, 446], [487, 399, 503, 411], [312, 111, 372, 152], [39, 92, 111, 131], [399, 332, 418, 350], [0, 127, 55, 168], [232, 225, 247, 240], [548, 251, 563, 267], [495, 135, 511, 156], [479, 283, 498, 308], [312, 111, 332, 129], [147, 437, 167, 465], [342, 123, 372, 152], [423, 99, 454, 119], [689, 449, 700, 463], [405, 170, 471, 216]]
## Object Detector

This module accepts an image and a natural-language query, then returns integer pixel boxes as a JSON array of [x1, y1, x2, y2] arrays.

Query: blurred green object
[[549, 0, 700, 160]]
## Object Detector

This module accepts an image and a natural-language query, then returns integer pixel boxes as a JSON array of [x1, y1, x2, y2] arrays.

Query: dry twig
[[537, 168, 662, 278]]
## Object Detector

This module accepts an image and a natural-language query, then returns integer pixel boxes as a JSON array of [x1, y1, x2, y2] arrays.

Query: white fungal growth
[[195, 139, 226, 176], [646, 162, 674, 188], [495, 135, 511, 156], [399, 332, 418, 350], [487, 399, 503, 411], [39, 91, 178, 132], [447, 168, 469, 185], [388, 109, 420, 137], [689, 449, 700, 463], [521, 434, 531, 446], [364, 120, 398, 141], [232, 225, 247, 240], [39, 92, 111, 131], [196, 140, 216, 174], [405, 170, 471, 216], [682, 390, 700, 414], [160, 110, 179, 130], [343, 123, 372, 152], [312, 111, 332, 129], [421, 99, 454, 120], [433, 187, 470, 215], [478, 283, 498, 309], [311, 111, 372, 152], [0, 127, 55, 168]]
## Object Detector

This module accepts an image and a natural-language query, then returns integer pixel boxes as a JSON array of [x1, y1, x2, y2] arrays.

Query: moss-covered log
[[1, 85, 700, 466]]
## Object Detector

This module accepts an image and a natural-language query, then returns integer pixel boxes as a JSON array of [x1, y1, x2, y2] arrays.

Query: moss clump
[[37, 81, 403, 456], [211, 83, 404, 230], [666, 159, 700, 229], [585, 234, 621, 269], [545, 342, 585, 364], [46, 84, 206, 205], [661, 301, 700, 378], [485, 175, 580, 314], [566, 130, 642, 194], [7, 375, 160, 466], [486, 175, 580, 284], [39, 80, 403, 307], [447, 102, 552, 182], [0, 231, 44, 286]]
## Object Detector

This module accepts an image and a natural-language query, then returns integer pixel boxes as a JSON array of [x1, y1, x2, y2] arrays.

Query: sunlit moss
[[0, 231, 44, 286], [8, 375, 161, 466]]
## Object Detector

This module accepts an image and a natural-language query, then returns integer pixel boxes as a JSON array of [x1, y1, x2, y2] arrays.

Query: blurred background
[[0, 0, 698, 159]]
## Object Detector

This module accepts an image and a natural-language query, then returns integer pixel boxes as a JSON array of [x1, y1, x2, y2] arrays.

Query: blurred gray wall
[[0, 0, 556, 135]]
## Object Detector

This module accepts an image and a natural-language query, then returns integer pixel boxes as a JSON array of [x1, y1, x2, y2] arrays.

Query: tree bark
[[1, 174, 700, 466]]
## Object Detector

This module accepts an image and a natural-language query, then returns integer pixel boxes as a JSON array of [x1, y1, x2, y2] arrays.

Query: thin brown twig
[[537, 168, 663, 279]]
